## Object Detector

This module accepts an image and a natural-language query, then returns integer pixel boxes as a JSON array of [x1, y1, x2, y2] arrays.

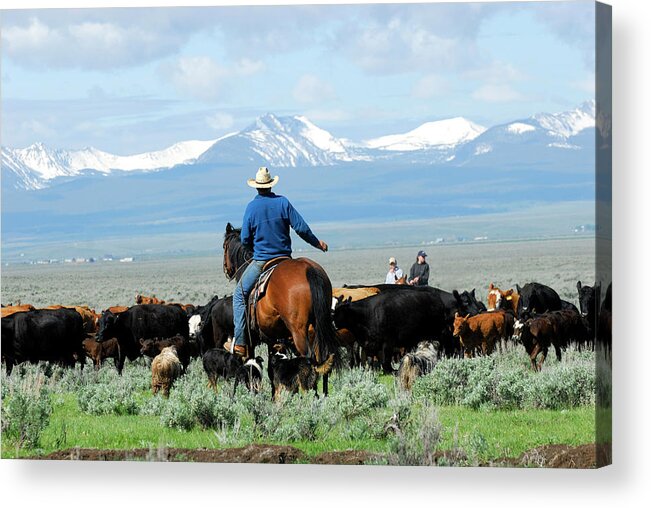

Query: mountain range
[[1, 100, 598, 260], [2, 101, 596, 191]]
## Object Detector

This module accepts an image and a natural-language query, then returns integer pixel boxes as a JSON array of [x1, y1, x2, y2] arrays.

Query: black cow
[[188, 295, 220, 354], [451, 289, 487, 316], [333, 286, 448, 373], [577, 281, 603, 351], [2, 308, 85, 375], [338, 284, 483, 358], [516, 282, 562, 318], [96, 304, 189, 374], [597, 283, 612, 357], [208, 295, 234, 351]]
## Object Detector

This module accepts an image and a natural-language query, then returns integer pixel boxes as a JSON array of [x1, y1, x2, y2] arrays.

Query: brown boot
[[233, 345, 248, 359]]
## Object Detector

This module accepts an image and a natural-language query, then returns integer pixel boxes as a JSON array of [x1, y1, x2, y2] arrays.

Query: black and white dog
[[268, 351, 335, 400], [202, 348, 264, 396]]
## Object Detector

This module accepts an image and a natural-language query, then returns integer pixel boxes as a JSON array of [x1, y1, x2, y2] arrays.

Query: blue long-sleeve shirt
[[241, 192, 321, 260]]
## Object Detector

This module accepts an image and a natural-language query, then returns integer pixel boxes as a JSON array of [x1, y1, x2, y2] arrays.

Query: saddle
[[246, 256, 291, 339]]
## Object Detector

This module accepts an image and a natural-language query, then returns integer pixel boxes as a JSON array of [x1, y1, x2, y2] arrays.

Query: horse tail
[[306, 265, 340, 366]]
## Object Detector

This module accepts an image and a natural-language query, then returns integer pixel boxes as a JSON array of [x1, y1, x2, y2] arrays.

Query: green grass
[[437, 406, 595, 461], [1, 391, 595, 461]]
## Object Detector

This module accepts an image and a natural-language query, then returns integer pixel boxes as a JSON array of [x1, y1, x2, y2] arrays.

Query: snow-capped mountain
[[198, 113, 360, 167], [2, 101, 596, 191], [2, 139, 218, 190], [533, 100, 596, 139], [364, 117, 486, 151], [453, 100, 596, 166]]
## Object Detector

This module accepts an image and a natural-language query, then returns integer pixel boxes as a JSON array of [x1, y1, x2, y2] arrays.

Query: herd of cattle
[[1, 279, 611, 396]]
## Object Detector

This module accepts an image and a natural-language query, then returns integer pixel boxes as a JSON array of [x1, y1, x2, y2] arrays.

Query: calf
[[151, 346, 182, 397], [515, 314, 559, 371], [487, 283, 520, 315], [82, 337, 120, 370], [139, 334, 189, 370], [452, 311, 510, 358], [268, 352, 335, 401]]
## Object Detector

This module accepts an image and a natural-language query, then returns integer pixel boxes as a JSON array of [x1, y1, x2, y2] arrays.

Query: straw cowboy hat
[[247, 167, 279, 189]]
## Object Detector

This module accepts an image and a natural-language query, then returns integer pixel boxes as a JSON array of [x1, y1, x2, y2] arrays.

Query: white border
[[1, 1, 650, 506]]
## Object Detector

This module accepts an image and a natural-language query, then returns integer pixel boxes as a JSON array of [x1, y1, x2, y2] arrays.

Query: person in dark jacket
[[224, 167, 328, 358], [408, 250, 430, 286]]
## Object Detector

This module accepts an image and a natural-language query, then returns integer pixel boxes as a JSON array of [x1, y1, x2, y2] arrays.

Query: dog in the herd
[[268, 348, 335, 400], [202, 348, 264, 396]]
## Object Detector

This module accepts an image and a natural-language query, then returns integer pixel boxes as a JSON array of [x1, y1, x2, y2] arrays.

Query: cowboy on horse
[[223, 167, 329, 358]]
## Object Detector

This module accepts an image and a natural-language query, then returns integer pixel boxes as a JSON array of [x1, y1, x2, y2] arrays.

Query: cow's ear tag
[[506, 296, 513, 301]]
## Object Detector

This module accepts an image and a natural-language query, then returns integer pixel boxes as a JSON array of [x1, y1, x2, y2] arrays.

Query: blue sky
[[1, 1, 596, 154]]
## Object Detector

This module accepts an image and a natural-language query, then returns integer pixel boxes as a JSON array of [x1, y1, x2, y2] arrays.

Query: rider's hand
[[319, 240, 328, 252]]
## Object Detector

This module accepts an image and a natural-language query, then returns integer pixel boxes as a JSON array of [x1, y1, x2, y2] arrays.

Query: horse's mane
[[224, 226, 253, 281]]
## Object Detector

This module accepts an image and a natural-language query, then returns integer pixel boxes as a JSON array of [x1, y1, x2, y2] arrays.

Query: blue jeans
[[233, 260, 266, 346]]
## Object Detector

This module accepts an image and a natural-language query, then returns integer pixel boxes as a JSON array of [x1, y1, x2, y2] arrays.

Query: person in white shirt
[[385, 257, 404, 284]]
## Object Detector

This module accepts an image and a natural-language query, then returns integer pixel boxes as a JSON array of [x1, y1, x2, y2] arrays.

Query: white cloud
[[163, 56, 226, 101], [464, 61, 527, 84], [293, 74, 336, 104], [472, 84, 526, 103], [234, 58, 265, 76], [20, 119, 56, 138], [2, 16, 183, 70], [161, 55, 265, 102], [412, 74, 449, 99], [205, 112, 234, 131], [332, 3, 502, 75]]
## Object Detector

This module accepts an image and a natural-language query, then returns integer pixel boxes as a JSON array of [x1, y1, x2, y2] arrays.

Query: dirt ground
[[491, 444, 596, 469], [33, 443, 595, 468]]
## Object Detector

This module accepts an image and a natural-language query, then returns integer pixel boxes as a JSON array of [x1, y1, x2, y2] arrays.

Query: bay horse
[[222, 223, 339, 396]]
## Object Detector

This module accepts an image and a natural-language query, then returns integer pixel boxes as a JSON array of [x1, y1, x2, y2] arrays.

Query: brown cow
[[332, 287, 380, 303], [514, 314, 558, 371], [106, 305, 129, 314], [46, 305, 99, 334], [453, 311, 510, 358], [81, 337, 120, 369], [487, 282, 520, 316], [1, 304, 35, 318], [136, 294, 165, 305], [514, 309, 586, 371], [139, 335, 189, 370]]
